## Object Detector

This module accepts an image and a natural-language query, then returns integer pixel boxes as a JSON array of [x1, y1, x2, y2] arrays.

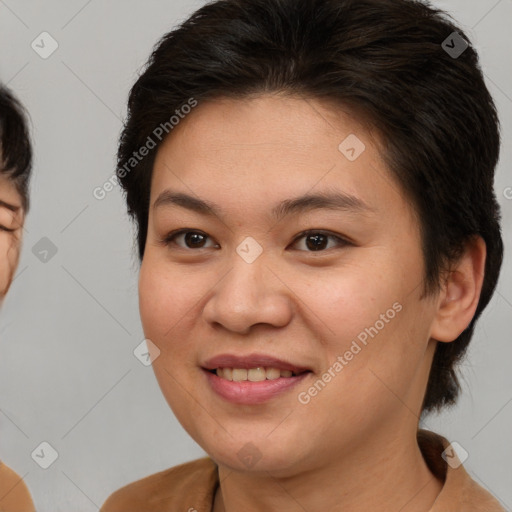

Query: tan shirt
[[100, 430, 506, 511], [0, 462, 35, 512]]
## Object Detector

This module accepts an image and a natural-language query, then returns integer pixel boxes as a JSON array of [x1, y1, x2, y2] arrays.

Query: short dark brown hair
[[116, 0, 504, 413], [0, 84, 32, 212]]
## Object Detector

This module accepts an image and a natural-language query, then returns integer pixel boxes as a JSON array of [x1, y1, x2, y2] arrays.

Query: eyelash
[[159, 229, 351, 253]]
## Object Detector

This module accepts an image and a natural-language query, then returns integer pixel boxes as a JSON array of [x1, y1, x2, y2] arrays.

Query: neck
[[213, 423, 443, 512]]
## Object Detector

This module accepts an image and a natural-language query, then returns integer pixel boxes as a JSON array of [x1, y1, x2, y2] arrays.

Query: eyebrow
[[0, 199, 21, 212], [153, 189, 375, 221]]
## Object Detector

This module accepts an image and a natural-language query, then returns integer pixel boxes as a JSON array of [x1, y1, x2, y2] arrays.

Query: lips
[[202, 353, 311, 374], [201, 353, 312, 405]]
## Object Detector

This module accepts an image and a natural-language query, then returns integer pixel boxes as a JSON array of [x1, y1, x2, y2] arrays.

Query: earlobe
[[430, 236, 487, 343]]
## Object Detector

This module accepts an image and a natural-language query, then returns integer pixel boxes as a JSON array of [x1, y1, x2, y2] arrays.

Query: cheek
[[294, 258, 424, 394], [294, 261, 401, 348], [0, 234, 21, 296], [138, 255, 212, 375], [138, 258, 206, 431], [139, 258, 196, 340]]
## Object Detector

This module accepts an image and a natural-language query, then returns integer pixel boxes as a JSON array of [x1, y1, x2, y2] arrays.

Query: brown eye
[[305, 233, 329, 251], [291, 230, 350, 252], [183, 232, 207, 248], [162, 230, 219, 249]]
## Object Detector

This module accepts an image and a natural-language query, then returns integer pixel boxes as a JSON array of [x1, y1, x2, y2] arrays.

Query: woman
[[101, 0, 505, 510], [0, 85, 35, 511]]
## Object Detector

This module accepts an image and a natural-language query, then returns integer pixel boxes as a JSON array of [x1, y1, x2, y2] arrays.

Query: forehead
[[158, 94, 372, 154], [149, 95, 408, 217]]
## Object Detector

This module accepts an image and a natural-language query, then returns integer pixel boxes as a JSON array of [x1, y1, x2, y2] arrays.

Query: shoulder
[[0, 461, 35, 512], [100, 457, 218, 512], [417, 430, 506, 512]]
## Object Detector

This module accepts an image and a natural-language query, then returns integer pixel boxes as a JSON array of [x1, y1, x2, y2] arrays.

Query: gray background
[[0, 0, 510, 510]]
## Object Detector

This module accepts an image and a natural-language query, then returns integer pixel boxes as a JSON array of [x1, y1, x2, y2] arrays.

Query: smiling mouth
[[207, 367, 310, 381], [202, 355, 313, 404]]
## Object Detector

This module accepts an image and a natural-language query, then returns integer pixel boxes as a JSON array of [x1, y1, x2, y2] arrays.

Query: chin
[[197, 433, 308, 475]]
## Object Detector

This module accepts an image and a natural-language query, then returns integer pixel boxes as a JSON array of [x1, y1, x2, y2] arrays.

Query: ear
[[430, 236, 486, 343]]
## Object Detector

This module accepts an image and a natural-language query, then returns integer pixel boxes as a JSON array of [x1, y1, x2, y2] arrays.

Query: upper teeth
[[216, 367, 294, 381]]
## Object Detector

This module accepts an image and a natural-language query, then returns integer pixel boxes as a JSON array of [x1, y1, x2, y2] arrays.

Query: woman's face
[[0, 174, 24, 301], [139, 95, 440, 475]]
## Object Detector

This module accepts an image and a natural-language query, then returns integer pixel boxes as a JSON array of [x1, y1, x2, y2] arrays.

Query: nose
[[202, 250, 294, 335]]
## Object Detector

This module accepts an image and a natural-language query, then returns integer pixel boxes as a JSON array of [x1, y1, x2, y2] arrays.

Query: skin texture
[[0, 176, 34, 510], [138, 94, 486, 511], [0, 174, 24, 302]]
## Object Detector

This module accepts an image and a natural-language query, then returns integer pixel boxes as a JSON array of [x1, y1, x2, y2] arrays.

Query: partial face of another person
[[0, 174, 24, 302], [138, 95, 443, 475]]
